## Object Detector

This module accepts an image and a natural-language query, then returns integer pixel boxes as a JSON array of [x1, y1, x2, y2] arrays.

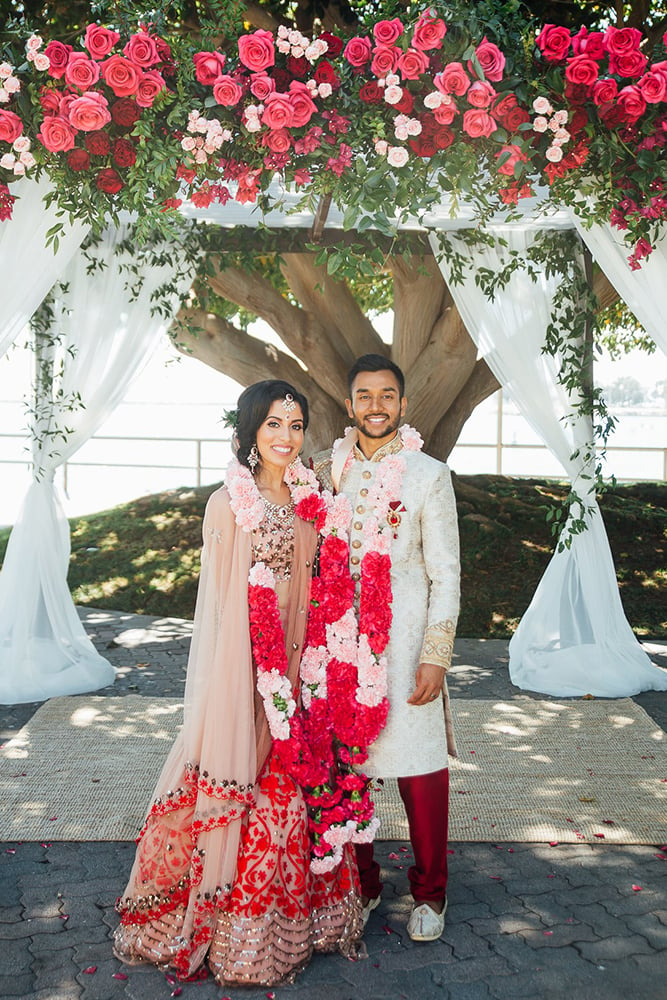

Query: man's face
[[346, 369, 407, 446]]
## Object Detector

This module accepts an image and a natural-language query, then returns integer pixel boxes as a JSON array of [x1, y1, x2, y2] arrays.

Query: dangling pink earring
[[247, 444, 259, 472]]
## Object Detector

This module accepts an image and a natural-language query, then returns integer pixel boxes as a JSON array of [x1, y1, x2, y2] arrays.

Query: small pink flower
[[533, 96, 553, 115]]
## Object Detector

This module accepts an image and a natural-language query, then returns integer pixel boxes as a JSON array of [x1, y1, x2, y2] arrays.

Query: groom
[[312, 353, 460, 942]]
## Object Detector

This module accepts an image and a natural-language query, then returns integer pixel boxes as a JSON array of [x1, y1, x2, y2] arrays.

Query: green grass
[[0, 476, 665, 638]]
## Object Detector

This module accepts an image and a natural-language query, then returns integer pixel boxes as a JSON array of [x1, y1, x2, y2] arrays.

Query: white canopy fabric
[[0, 176, 88, 360], [0, 227, 196, 704], [430, 228, 667, 698]]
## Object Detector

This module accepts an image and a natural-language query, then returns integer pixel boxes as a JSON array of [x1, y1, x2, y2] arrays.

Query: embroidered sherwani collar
[[353, 432, 404, 463]]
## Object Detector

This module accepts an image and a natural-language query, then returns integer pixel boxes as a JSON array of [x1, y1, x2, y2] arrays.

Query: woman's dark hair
[[236, 380, 309, 470], [347, 353, 405, 398]]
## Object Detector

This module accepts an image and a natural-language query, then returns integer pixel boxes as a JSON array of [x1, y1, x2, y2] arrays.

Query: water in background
[[1, 332, 665, 528]]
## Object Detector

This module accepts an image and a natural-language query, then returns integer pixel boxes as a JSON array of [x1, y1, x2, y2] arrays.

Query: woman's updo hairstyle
[[236, 380, 309, 471]]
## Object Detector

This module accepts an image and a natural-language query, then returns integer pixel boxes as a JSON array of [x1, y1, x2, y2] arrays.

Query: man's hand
[[407, 662, 445, 706]]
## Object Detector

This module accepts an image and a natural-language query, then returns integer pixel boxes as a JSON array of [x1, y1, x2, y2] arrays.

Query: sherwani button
[[352, 572, 360, 581], [354, 521, 362, 530], [305, 560, 311, 567], [360, 489, 368, 497], [351, 556, 360, 565], [362, 471, 372, 479], [356, 505, 365, 514], [352, 540, 361, 549], [292, 642, 299, 650]]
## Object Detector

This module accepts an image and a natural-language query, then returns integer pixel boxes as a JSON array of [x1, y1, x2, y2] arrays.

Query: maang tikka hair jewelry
[[282, 393, 296, 415], [247, 444, 259, 472]]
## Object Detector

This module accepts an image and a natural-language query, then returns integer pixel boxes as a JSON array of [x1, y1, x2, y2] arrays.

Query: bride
[[114, 380, 362, 985]]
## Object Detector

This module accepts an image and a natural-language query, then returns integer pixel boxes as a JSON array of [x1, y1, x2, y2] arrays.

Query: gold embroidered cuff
[[421, 619, 456, 671]]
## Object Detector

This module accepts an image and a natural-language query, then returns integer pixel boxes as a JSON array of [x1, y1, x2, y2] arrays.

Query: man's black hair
[[346, 354, 405, 398]]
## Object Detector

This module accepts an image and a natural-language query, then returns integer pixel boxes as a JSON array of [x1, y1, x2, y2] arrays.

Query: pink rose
[[64, 53, 101, 90], [123, 32, 160, 68], [592, 77, 618, 105], [238, 29, 275, 72], [371, 44, 399, 77], [212, 74, 242, 107], [250, 73, 275, 101], [565, 55, 599, 87], [193, 51, 226, 85], [289, 81, 318, 127], [571, 26, 605, 60], [37, 115, 76, 152], [536, 24, 571, 63], [467, 79, 496, 107], [373, 18, 404, 45], [0, 109, 23, 143], [639, 70, 667, 104], [262, 127, 292, 153], [412, 10, 447, 51], [462, 108, 496, 138], [68, 91, 111, 131], [43, 40, 73, 79], [609, 50, 648, 78], [434, 62, 470, 96], [616, 84, 647, 121], [84, 25, 120, 60], [473, 37, 506, 82], [261, 92, 294, 129], [39, 87, 61, 114], [101, 54, 140, 96], [434, 101, 457, 125], [135, 70, 165, 108], [495, 143, 527, 176], [397, 47, 429, 81], [604, 25, 642, 56], [343, 36, 372, 68]]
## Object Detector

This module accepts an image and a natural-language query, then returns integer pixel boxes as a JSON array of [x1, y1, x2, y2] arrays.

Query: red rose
[[272, 68, 292, 91], [84, 24, 120, 60], [100, 54, 140, 97], [111, 98, 141, 127], [343, 36, 372, 68], [571, 26, 605, 60], [85, 130, 111, 155], [616, 84, 647, 121], [373, 18, 404, 45], [564, 81, 590, 105], [371, 44, 399, 78], [0, 109, 23, 144], [96, 167, 123, 194], [359, 81, 382, 104], [467, 79, 496, 108], [289, 81, 318, 127], [319, 32, 343, 58], [592, 77, 618, 106], [287, 55, 309, 79], [412, 9, 447, 51], [211, 74, 242, 107], [314, 60, 339, 88], [408, 133, 438, 158], [434, 62, 470, 96], [603, 25, 642, 57], [492, 94, 530, 131], [473, 37, 506, 82], [37, 116, 76, 152], [112, 137, 136, 166], [565, 55, 599, 87], [569, 108, 589, 134], [43, 40, 73, 79], [67, 147, 90, 171], [535, 24, 571, 63], [609, 50, 648, 78], [193, 51, 226, 86], [262, 127, 292, 154], [68, 91, 111, 131], [64, 53, 101, 90], [238, 29, 275, 72], [123, 32, 160, 68], [392, 89, 414, 114], [39, 87, 61, 114], [462, 108, 496, 138], [598, 103, 625, 128], [639, 70, 667, 104], [135, 70, 165, 108], [397, 47, 429, 81]]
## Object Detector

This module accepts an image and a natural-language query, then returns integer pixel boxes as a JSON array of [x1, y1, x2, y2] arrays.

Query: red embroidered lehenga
[[113, 486, 361, 985]]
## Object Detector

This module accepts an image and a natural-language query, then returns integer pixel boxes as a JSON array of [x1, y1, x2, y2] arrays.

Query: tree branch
[[391, 255, 448, 372]]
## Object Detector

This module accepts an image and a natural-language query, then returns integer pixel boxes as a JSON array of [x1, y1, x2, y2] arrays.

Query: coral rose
[[250, 73, 275, 100], [289, 81, 318, 127], [639, 70, 667, 104], [64, 53, 101, 90], [68, 91, 111, 131], [37, 116, 76, 152], [434, 62, 470, 96], [343, 36, 372, 68], [565, 55, 599, 87], [43, 40, 72, 79], [0, 109, 23, 143], [536, 24, 571, 62], [397, 47, 429, 80], [616, 84, 647, 121], [467, 79, 496, 108], [434, 100, 457, 125], [495, 143, 527, 176], [193, 51, 226, 85], [238, 29, 275, 72], [38, 87, 61, 114], [135, 70, 165, 108], [261, 92, 295, 129], [84, 25, 120, 60], [371, 44, 399, 77], [462, 108, 496, 138], [373, 18, 404, 45], [412, 10, 447, 51], [262, 127, 292, 153], [100, 54, 140, 96], [123, 32, 160, 68], [212, 74, 243, 107], [473, 37, 506, 82], [96, 167, 123, 193]]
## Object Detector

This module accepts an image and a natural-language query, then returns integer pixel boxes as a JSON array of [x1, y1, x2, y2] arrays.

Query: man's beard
[[352, 412, 401, 440]]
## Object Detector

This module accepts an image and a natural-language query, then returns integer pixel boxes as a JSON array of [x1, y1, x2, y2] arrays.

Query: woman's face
[[255, 399, 305, 472]]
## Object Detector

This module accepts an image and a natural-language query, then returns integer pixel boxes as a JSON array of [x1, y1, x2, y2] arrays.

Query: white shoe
[[407, 898, 447, 941], [361, 895, 381, 928]]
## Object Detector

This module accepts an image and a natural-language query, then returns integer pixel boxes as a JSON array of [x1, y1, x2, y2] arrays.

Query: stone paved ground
[[1, 609, 666, 1000]]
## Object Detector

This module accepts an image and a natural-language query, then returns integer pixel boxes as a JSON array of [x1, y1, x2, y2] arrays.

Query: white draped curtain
[[0, 227, 196, 704], [430, 227, 667, 698], [570, 215, 667, 358], [0, 176, 88, 360]]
